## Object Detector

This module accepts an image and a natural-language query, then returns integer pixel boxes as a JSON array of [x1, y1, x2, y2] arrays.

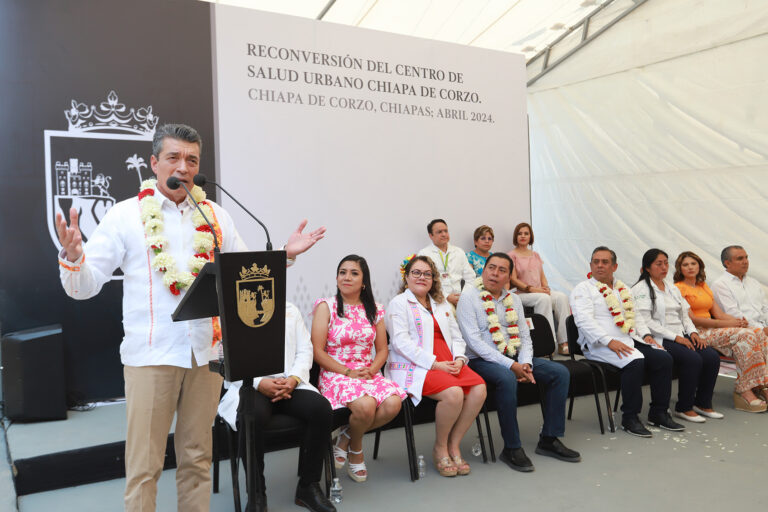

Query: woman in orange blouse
[[674, 251, 768, 412]]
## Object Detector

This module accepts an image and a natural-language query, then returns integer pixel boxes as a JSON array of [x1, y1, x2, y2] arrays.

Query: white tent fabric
[[527, 0, 768, 292], [204, 0, 610, 59]]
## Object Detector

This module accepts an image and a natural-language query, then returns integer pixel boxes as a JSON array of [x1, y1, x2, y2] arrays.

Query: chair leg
[[593, 364, 615, 433], [325, 436, 333, 496], [297, 446, 305, 477], [474, 415, 488, 463], [212, 422, 220, 494], [404, 399, 418, 481], [613, 382, 621, 412], [482, 403, 496, 462], [373, 428, 381, 460], [227, 425, 241, 512], [588, 367, 606, 435]]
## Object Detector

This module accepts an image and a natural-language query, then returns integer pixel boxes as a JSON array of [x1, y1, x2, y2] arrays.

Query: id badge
[[441, 272, 450, 280]]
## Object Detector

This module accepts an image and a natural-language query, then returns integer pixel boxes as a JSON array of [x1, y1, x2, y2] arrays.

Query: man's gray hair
[[592, 246, 617, 264], [720, 245, 744, 267], [152, 123, 202, 157]]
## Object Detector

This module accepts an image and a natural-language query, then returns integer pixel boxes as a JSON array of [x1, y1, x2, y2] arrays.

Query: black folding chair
[[211, 361, 345, 512], [480, 313, 604, 453], [212, 410, 336, 512], [565, 315, 621, 433]]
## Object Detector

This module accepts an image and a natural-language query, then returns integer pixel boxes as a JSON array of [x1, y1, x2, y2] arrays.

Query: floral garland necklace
[[589, 273, 635, 333], [138, 178, 217, 295], [475, 277, 521, 356]]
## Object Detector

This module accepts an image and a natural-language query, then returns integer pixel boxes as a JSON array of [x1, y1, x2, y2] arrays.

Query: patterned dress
[[314, 297, 407, 410], [676, 281, 768, 393], [466, 250, 488, 277]]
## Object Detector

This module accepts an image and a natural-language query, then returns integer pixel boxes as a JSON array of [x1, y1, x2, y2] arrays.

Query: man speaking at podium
[[56, 124, 325, 512]]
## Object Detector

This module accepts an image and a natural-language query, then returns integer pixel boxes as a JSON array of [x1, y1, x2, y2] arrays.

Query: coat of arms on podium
[[44, 91, 158, 279], [236, 264, 275, 328]]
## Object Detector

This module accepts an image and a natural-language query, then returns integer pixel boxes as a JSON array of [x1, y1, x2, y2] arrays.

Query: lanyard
[[439, 250, 449, 272]]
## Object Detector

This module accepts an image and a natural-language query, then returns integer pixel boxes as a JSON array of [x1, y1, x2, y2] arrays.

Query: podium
[[173, 249, 287, 508]]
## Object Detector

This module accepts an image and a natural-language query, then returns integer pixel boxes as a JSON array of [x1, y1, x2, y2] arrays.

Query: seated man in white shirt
[[419, 219, 476, 306], [569, 246, 683, 437], [711, 245, 768, 336], [218, 303, 335, 512]]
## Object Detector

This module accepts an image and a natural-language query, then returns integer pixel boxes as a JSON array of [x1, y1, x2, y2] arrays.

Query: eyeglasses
[[410, 270, 433, 279]]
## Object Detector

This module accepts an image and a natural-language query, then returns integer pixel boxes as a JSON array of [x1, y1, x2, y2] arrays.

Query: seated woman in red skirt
[[386, 255, 486, 477]]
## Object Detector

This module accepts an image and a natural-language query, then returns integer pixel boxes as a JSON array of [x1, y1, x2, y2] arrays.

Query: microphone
[[193, 174, 273, 251], [166, 176, 220, 252]]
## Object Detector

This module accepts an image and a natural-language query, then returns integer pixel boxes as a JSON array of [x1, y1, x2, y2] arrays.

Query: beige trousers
[[123, 358, 223, 512]]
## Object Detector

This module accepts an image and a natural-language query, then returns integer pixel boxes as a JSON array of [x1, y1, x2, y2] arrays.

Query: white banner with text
[[214, 5, 529, 315]]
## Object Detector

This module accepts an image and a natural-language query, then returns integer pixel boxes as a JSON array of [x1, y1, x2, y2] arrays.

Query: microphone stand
[[194, 175, 272, 251], [174, 180, 220, 253]]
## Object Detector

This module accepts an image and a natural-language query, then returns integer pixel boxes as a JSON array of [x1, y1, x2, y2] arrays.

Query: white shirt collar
[[154, 184, 195, 211], [430, 243, 451, 254]]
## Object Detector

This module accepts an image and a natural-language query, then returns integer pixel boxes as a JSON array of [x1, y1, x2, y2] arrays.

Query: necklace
[[474, 277, 521, 356], [593, 277, 635, 334], [138, 178, 219, 295]]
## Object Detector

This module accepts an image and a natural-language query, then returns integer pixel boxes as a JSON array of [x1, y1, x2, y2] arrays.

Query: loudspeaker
[[2, 324, 67, 421]]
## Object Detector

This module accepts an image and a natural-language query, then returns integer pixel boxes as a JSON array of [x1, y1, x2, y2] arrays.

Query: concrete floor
[[9, 376, 768, 512], [1, 418, 17, 512]]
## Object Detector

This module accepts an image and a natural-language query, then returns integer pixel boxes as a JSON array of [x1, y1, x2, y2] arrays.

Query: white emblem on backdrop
[[45, 91, 159, 279]]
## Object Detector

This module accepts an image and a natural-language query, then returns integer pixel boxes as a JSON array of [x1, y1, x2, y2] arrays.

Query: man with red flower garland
[[456, 252, 580, 472], [55, 124, 326, 512], [570, 246, 684, 437]]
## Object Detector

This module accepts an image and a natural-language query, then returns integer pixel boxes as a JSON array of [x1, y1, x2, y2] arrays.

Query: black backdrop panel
[[0, 0, 216, 403]]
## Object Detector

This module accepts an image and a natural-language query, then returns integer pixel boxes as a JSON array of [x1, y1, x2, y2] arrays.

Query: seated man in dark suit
[[219, 303, 335, 512]]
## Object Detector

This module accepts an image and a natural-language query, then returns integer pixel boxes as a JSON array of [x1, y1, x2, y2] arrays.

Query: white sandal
[[333, 426, 351, 469], [347, 448, 367, 482]]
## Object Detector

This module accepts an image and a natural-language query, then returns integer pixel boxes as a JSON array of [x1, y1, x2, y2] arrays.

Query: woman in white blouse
[[386, 255, 486, 477], [631, 249, 723, 423]]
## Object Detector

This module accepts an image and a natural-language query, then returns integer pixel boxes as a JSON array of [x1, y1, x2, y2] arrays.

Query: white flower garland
[[475, 277, 521, 356], [138, 178, 218, 295], [594, 279, 635, 333]]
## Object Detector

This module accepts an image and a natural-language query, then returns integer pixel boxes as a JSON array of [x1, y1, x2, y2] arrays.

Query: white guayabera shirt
[[418, 243, 476, 296], [58, 186, 246, 368], [711, 272, 768, 328]]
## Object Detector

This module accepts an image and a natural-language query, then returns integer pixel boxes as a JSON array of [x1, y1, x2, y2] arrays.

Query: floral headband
[[400, 253, 417, 277]]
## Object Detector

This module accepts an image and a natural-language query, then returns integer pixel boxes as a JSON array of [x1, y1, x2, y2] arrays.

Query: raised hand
[[284, 219, 326, 259], [55, 207, 83, 262]]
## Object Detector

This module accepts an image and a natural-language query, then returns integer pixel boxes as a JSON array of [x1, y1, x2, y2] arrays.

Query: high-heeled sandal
[[347, 448, 367, 482], [332, 426, 350, 469], [451, 455, 471, 476], [733, 392, 767, 413], [434, 456, 458, 477]]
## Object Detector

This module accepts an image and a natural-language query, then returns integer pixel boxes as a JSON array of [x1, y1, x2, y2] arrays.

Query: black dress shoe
[[535, 438, 581, 462], [621, 415, 652, 438], [295, 482, 336, 512], [647, 411, 685, 432], [499, 447, 535, 472]]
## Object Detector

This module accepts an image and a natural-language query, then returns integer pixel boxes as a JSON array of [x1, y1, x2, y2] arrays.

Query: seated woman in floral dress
[[311, 254, 406, 482], [674, 250, 768, 412]]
